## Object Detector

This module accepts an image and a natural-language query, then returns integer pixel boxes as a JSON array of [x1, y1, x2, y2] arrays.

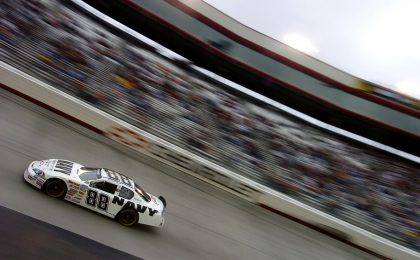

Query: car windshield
[[78, 167, 100, 181], [135, 183, 151, 202]]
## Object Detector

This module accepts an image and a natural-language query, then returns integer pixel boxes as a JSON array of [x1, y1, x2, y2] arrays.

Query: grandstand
[[0, 0, 418, 252], [82, 0, 420, 157]]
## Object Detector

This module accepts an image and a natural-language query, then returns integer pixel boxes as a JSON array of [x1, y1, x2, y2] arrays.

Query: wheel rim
[[46, 181, 65, 197], [120, 211, 137, 225]]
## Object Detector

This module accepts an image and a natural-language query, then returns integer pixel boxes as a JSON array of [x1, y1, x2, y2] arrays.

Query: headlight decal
[[33, 168, 45, 178]]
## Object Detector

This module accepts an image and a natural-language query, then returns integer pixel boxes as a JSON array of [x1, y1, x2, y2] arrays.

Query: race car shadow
[[131, 223, 160, 234], [61, 201, 162, 233]]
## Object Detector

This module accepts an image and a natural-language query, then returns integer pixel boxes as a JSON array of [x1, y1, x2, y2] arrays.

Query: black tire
[[116, 208, 139, 227], [44, 179, 67, 198]]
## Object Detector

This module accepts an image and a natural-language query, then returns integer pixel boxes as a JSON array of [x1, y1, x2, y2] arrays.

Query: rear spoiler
[[158, 196, 166, 209]]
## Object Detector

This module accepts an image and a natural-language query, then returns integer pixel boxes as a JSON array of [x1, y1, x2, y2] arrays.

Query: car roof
[[99, 168, 135, 189]]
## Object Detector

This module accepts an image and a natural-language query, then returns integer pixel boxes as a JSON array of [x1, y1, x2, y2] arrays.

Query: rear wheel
[[116, 208, 139, 227], [44, 179, 67, 198]]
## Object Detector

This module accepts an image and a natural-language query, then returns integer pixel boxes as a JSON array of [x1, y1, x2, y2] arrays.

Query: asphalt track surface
[[0, 89, 379, 260], [0, 205, 140, 260]]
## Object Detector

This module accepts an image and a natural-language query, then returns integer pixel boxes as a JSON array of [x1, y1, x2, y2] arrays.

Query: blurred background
[[0, 0, 418, 253]]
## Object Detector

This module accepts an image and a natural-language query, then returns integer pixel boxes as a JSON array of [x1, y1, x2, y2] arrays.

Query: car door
[[105, 185, 136, 217], [83, 181, 117, 218]]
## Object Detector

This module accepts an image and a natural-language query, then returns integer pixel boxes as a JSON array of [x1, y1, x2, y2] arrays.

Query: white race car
[[24, 159, 166, 227]]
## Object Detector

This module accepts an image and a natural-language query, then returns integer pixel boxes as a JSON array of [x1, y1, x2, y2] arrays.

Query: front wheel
[[116, 208, 139, 227], [44, 179, 67, 198]]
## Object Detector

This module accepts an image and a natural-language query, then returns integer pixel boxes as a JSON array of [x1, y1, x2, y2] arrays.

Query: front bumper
[[24, 162, 46, 189]]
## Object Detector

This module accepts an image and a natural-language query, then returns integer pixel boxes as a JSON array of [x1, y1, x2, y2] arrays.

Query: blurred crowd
[[0, 0, 418, 250]]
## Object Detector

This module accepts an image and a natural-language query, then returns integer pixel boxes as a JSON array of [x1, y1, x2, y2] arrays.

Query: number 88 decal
[[86, 190, 109, 211]]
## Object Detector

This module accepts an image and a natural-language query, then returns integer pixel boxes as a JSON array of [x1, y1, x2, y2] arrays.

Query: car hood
[[31, 160, 55, 172], [34, 159, 83, 178]]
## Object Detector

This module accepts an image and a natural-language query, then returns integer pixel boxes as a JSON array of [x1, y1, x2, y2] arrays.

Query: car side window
[[119, 186, 134, 200], [90, 181, 117, 194]]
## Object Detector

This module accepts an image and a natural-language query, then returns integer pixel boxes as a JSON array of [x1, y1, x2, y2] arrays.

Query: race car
[[24, 159, 166, 227]]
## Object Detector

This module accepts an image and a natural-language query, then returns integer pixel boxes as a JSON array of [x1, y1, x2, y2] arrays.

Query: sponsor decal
[[54, 160, 73, 175], [67, 188, 77, 196], [104, 169, 133, 187], [38, 160, 48, 167], [30, 169, 45, 187], [111, 196, 158, 216], [34, 170, 45, 179], [71, 198, 82, 203], [106, 127, 148, 148], [68, 180, 82, 195], [69, 180, 80, 186]]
